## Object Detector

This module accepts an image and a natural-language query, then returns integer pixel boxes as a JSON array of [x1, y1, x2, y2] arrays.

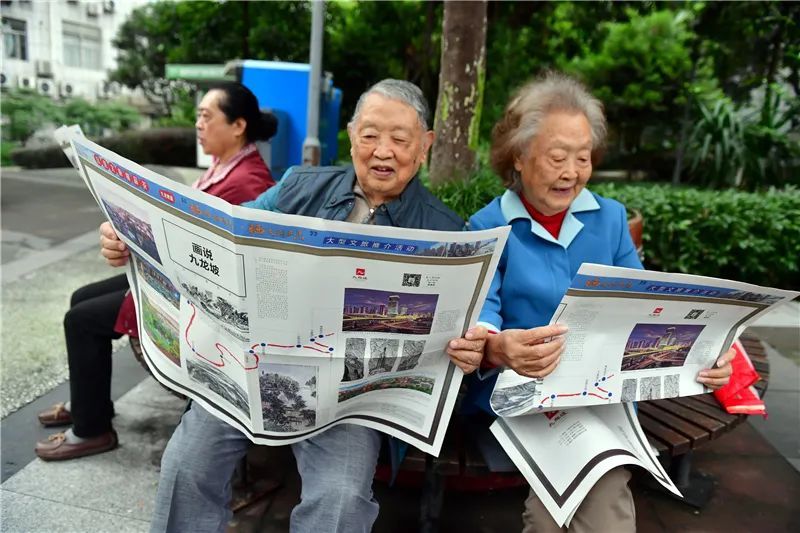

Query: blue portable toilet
[[227, 60, 342, 178]]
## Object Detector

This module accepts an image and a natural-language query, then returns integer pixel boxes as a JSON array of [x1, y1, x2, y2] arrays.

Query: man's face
[[515, 110, 593, 216], [348, 94, 434, 205]]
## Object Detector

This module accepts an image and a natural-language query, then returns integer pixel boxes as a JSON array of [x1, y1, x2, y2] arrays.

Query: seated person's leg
[[291, 424, 381, 533], [36, 275, 131, 460], [151, 403, 250, 533], [521, 466, 635, 533], [69, 273, 129, 308], [64, 279, 129, 438], [37, 274, 131, 428]]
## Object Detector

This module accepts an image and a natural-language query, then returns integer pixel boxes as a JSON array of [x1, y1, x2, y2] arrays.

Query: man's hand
[[99, 221, 130, 267], [485, 324, 569, 379], [446, 326, 489, 374], [696, 346, 735, 390]]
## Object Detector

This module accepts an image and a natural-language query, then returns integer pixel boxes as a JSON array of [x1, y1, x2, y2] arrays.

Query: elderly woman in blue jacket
[[449, 72, 734, 532]]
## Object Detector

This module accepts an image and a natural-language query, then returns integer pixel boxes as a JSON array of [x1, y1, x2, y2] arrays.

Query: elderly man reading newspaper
[[99, 79, 489, 533]]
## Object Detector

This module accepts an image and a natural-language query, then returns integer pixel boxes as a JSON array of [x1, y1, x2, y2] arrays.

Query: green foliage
[[1, 90, 64, 143], [1, 141, 17, 166], [592, 183, 800, 289], [427, 166, 504, 222], [155, 86, 197, 127], [61, 98, 142, 137], [686, 86, 800, 190], [427, 172, 799, 288], [106, 0, 798, 188], [11, 128, 196, 169], [1, 90, 142, 144], [564, 8, 703, 157]]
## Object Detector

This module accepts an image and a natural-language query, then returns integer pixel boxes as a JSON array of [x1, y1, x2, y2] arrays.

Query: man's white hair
[[348, 79, 430, 130]]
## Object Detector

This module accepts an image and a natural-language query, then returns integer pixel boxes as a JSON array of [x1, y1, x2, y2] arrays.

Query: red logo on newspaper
[[543, 410, 561, 420], [650, 307, 664, 317], [353, 267, 367, 281]]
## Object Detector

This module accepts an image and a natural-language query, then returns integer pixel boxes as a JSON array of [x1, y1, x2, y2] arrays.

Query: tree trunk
[[429, 0, 487, 185]]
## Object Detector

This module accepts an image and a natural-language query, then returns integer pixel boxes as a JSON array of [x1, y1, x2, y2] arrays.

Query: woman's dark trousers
[[64, 273, 129, 438]]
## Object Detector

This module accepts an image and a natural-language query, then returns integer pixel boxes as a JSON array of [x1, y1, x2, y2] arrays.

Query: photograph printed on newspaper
[[491, 263, 798, 416], [58, 129, 509, 456]]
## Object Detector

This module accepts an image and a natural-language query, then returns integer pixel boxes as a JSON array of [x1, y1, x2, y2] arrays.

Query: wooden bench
[[636, 333, 769, 506], [376, 333, 769, 530]]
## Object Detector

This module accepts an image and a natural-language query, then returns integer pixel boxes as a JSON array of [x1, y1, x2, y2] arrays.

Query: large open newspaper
[[57, 128, 509, 455], [491, 403, 681, 527], [491, 263, 798, 416]]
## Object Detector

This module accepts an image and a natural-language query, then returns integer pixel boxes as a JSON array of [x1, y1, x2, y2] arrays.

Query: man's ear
[[347, 125, 356, 156], [419, 130, 435, 162]]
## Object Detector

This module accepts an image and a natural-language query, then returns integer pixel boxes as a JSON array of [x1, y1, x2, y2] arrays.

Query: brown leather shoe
[[35, 430, 118, 461], [37, 402, 72, 427]]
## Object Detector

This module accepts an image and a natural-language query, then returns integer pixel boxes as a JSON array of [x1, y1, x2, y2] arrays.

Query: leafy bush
[[11, 128, 196, 169], [427, 166, 503, 221], [686, 86, 800, 190], [592, 183, 800, 289], [429, 171, 799, 289], [1, 90, 64, 144], [1, 141, 16, 166]]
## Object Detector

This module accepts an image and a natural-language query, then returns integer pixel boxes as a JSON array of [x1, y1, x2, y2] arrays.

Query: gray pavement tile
[[0, 247, 127, 418], [0, 490, 149, 533], [2, 382, 184, 522]]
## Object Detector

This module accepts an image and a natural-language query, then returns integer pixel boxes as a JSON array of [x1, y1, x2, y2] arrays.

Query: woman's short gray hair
[[491, 71, 607, 191], [348, 79, 431, 130]]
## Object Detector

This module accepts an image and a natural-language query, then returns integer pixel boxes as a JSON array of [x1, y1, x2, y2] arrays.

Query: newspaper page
[[61, 131, 509, 456], [491, 264, 798, 416], [490, 403, 681, 527]]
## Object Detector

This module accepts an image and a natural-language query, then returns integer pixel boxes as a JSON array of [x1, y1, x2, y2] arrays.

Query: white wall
[[1, 0, 146, 100]]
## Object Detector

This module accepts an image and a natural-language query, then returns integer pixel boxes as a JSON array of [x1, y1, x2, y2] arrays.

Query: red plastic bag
[[713, 340, 767, 416]]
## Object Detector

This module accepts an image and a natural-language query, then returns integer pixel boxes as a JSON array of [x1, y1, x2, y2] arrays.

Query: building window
[[62, 21, 102, 70], [2, 17, 28, 61]]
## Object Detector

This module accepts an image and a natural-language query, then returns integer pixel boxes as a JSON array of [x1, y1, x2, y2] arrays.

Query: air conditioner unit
[[35, 60, 53, 78], [17, 76, 34, 90], [37, 78, 54, 97], [59, 81, 75, 98], [102, 1, 115, 14], [0, 73, 10, 88], [86, 3, 99, 17]]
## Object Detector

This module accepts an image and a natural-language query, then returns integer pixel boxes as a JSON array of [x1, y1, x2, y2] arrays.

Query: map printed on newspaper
[[491, 263, 798, 416], [56, 127, 509, 456]]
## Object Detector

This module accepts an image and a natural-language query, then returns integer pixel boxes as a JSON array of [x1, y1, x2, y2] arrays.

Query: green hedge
[[430, 170, 800, 289], [10, 128, 196, 169]]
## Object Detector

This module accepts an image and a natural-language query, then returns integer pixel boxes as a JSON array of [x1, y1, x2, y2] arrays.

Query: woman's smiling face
[[515, 110, 593, 215]]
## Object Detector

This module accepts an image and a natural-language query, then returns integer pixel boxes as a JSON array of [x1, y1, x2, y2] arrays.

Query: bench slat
[[637, 411, 691, 455], [670, 397, 742, 427], [643, 400, 725, 439], [638, 403, 711, 446]]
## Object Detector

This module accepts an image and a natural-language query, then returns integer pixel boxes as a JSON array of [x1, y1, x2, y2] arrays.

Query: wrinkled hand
[[696, 346, 735, 390], [486, 324, 569, 378], [446, 326, 489, 374], [99, 221, 130, 267]]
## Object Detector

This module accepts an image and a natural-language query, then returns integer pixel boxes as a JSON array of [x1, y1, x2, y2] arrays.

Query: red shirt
[[519, 194, 567, 238]]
